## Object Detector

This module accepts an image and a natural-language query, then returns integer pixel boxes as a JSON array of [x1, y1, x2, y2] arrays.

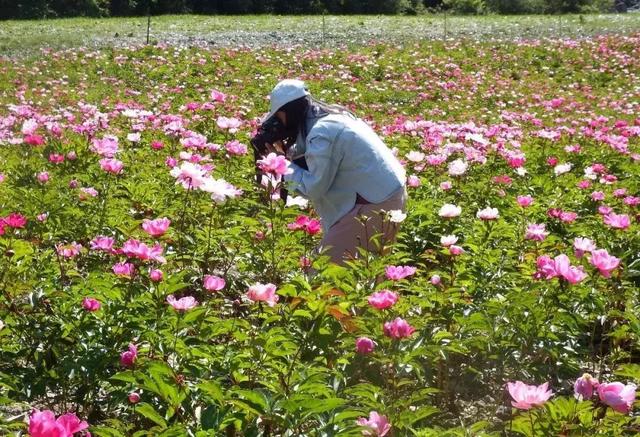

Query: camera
[[250, 116, 288, 157]]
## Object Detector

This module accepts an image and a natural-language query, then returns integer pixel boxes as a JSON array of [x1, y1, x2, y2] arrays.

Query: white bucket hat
[[263, 79, 310, 122]]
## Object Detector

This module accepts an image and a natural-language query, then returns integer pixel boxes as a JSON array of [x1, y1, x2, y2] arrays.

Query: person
[[262, 79, 407, 266]]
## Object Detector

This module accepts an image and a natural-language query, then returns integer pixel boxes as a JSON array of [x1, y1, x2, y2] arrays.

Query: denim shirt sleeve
[[284, 124, 343, 199]]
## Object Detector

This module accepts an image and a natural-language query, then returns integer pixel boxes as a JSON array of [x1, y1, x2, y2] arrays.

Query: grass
[[0, 13, 639, 57]]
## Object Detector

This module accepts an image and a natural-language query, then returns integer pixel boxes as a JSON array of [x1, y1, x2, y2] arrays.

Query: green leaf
[[135, 402, 167, 428]]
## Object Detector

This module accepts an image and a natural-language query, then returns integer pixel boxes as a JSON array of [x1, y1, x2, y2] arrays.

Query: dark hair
[[279, 95, 354, 144]]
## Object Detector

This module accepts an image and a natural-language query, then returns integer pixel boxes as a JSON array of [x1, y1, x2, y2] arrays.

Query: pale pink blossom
[[204, 275, 225, 291], [167, 294, 198, 311], [439, 204, 461, 218], [216, 116, 241, 133], [149, 269, 163, 282], [574, 373, 599, 400], [476, 207, 499, 220], [91, 135, 119, 157], [591, 191, 605, 201], [246, 282, 279, 307], [257, 152, 293, 176], [113, 262, 135, 277], [574, 237, 596, 258], [517, 195, 533, 207], [440, 235, 458, 247], [56, 242, 83, 258], [598, 382, 636, 414], [407, 174, 421, 187], [200, 177, 242, 203], [507, 381, 553, 410], [99, 158, 124, 174], [525, 224, 548, 241], [356, 411, 391, 436], [37, 171, 49, 183], [589, 249, 621, 278], [449, 245, 465, 256], [170, 161, 208, 189], [385, 265, 417, 280], [603, 212, 631, 230], [448, 159, 468, 176]]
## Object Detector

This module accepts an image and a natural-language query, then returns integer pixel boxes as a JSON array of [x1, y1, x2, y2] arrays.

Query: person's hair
[[279, 95, 355, 145]]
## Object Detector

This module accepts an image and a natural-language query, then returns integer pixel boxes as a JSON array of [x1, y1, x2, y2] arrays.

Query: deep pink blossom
[[90, 236, 115, 252], [113, 262, 135, 277], [4, 213, 27, 228], [82, 297, 101, 312], [383, 317, 416, 339], [128, 392, 141, 404], [356, 337, 375, 354], [149, 269, 163, 282], [29, 410, 88, 437], [120, 343, 137, 367], [142, 217, 171, 237], [507, 381, 553, 410]]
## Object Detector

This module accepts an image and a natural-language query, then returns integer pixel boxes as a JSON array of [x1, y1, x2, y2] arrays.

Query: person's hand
[[265, 140, 285, 156]]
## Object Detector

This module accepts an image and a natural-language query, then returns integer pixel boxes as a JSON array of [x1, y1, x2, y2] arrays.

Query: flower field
[[0, 28, 639, 436]]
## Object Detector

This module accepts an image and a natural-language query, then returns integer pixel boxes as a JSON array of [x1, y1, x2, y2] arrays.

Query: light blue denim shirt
[[285, 110, 406, 232]]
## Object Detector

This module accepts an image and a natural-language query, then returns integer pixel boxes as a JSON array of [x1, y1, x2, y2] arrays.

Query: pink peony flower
[[4, 212, 27, 228], [440, 234, 458, 247], [554, 254, 588, 284], [591, 191, 605, 201], [257, 152, 293, 176], [449, 245, 465, 256], [383, 317, 416, 339], [56, 242, 83, 258], [29, 410, 88, 437], [216, 116, 241, 132], [169, 161, 208, 189], [355, 337, 375, 355], [151, 140, 164, 150], [82, 297, 101, 312], [517, 195, 533, 207], [589, 249, 621, 278], [90, 236, 115, 252], [37, 171, 49, 183], [574, 237, 596, 259], [120, 343, 137, 367], [603, 212, 631, 230], [246, 282, 279, 307], [367, 290, 398, 310], [598, 382, 636, 414], [407, 174, 421, 187], [438, 203, 461, 218], [525, 224, 549, 241], [225, 140, 248, 156], [204, 275, 225, 291], [574, 373, 598, 400], [91, 135, 119, 157], [99, 158, 124, 174], [142, 217, 171, 237], [167, 294, 198, 311], [385, 265, 417, 281], [200, 177, 242, 203], [356, 411, 391, 436], [287, 215, 321, 235], [113, 262, 135, 278], [507, 381, 553, 410], [430, 274, 441, 285], [210, 89, 227, 102], [149, 269, 163, 282], [121, 239, 166, 263], [128, 392, 141, 404]]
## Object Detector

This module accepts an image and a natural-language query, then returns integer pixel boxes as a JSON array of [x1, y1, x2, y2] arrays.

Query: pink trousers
[[319, 187, 408, 265]]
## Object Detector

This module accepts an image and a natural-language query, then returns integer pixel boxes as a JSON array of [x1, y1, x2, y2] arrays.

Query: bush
[[443, 0, 486, 14]]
